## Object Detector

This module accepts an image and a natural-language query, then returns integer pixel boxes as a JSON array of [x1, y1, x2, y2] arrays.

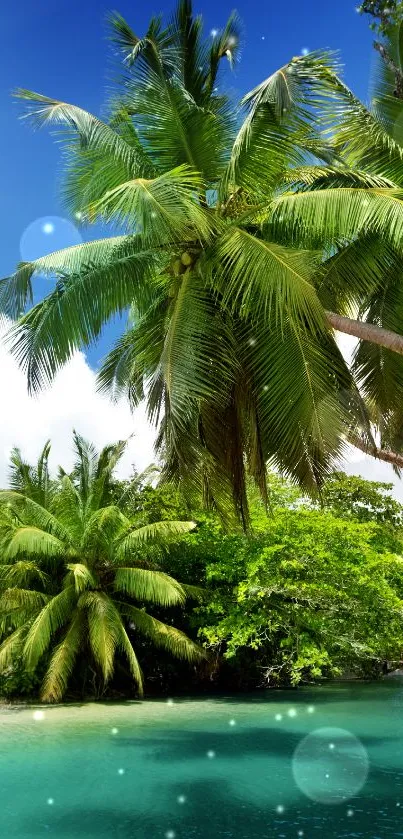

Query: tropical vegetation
[[0, 435, 203, 702], [0, 439, 402, 701]]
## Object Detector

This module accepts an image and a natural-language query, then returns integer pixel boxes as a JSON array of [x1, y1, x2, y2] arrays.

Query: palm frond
[[41, 609, 86, 703], [116, 520, 196, 558], [23, 586, 76, 670], [66, 563, 96, 595], [316, 234, 398, 313], [121, 603, 205, 662], [4, 241, 161, 393], [54, 475, 84, 542], [82, 506, 128, 553], [205, 10, 242, 93], [243, 314, 354, 490], [266, 187, 403, 250], [108, 10, 178, 80], [79, 591, 123, 681], [4, 526, 65, 561], [92, 165, 211, 243], [116, 63, 232, 178], [15, 89, 146, 177], [215, 227, 324, 331], [0, 235, 152, 320], [0, 588, 49, 617], [0, 491, 71, 543], [115, 619, 144, 695], [304, 56, 403, 183], [0, 561, 49, 588], [114, 568, 186, 606], [158, 268, 238, 428], [170, 0, 207, 102]]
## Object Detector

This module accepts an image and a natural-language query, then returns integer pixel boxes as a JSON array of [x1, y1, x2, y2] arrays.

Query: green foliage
[[1, 458, 403, 697], [197, 507, 403, 686], [358, 2, 403, 34], [321, 471, 403, 526], [0, 436, 204, 703], [149, 469, 403, 686], [0, 660, 43, 699]]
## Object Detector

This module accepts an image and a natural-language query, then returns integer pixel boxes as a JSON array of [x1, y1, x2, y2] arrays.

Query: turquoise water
[[2, 682, 403, 838]]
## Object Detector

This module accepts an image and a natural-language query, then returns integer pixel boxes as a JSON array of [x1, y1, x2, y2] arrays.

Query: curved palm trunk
[[326, 311, 403, 356], [327, 312, 403, 469], [347, 431, 403, 470]]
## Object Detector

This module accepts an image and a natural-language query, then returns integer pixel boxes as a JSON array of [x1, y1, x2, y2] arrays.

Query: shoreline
[[2, 675, 402, 712]]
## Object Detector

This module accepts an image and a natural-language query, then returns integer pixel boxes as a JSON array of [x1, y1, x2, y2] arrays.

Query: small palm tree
[[0, 433, 203, 702]]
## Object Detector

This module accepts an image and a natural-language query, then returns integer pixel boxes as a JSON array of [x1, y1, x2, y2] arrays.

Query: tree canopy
[[3, 0, 403, 533]]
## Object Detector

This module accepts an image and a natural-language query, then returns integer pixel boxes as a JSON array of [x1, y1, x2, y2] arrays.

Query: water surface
[[2, 681, 403, 838]]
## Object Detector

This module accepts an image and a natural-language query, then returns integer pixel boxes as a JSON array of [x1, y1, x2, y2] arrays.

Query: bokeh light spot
[[20, 216, 82, 263], [292, 727, 369, 804]]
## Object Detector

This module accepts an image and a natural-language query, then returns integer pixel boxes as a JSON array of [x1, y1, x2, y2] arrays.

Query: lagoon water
[[2, 682, 403, 838]]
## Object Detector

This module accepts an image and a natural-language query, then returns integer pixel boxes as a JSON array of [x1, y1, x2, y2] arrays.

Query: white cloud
[[340, 444, 403, 500], [0, 324, 156, 486], [336, 331, 357, 367], [0, 323, 402, 501], [334, 330, 403, 497]]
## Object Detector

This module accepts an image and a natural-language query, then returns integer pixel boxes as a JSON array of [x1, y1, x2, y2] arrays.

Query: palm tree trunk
[[325, 312, 403, 468], [347, 431, 403, 470], [326, 311, 403, 356]]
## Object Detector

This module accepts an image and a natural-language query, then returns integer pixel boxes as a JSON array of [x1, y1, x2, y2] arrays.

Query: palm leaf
[[0, 235, 155, 320], [115, 620, 144, 695], [0, 491, 70, 540], [214, 226, 324, 330], [266, 187, 403, 251], [4, 526, 65, 560], [83, 506, 127, 553], [116, 520, 196, 558], [15, 89, 146, 175], [114, 568, 186, 606], [79, 591, 121, 681], [66, 563, 97, 595], [0, 561, 49, 588], [92, 165, 211, 243], [41, 609, 86, 703], [23, 585, 76, 670], [121, 603, 205, 662], [3, 241, 160, 393], [0, 588, 49, 619]]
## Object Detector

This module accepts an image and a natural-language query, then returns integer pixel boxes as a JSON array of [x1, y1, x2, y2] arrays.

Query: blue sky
[[1, 0, 395, 489]]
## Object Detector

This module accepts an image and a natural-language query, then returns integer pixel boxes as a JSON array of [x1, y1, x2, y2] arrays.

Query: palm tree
[[8, 1, 403, 521], [0, 433, 203, 702], [266, 17, 403, 465], [1, 0, 363, 527]]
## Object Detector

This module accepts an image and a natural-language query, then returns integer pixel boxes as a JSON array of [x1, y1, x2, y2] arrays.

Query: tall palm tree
[[0, 433, 203, 702], [1, 0, 364, 527]]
